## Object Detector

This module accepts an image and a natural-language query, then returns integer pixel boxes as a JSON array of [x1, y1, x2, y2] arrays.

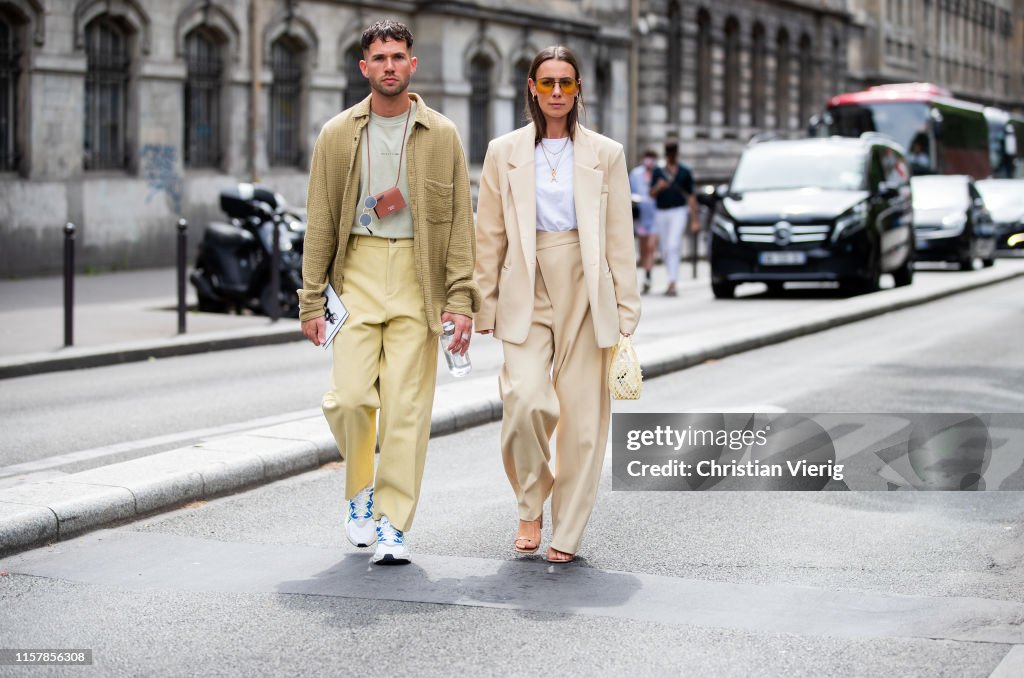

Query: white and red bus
[[822, 83, 995, 179]]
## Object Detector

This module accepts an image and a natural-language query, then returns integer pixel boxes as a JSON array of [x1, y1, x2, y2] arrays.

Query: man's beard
[[370, 76, 409, 97]]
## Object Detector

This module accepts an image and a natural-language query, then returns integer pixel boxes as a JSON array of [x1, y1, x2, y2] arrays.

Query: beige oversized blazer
[[474, 124, 641, 348]]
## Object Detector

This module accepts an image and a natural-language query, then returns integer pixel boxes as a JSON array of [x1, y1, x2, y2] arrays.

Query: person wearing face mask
[[650, 140, 699, 297], [629, 149, 659, 294], [474, 46, 641, 564]]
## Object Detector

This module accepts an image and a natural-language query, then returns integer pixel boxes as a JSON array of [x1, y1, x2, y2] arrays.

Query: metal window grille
[[0, 17, 19, 171], [798, 36, 814, 131], [469, 56, 491, 164], [594, 64, 609, 133], [84, 19, 129, 170], [269, 39, 302, 166], [0, 17, 20, 172], [724, 19, 740, 128], [513, 60, 530, 126], [751, 25, 767, 128], [343, 46, 369, 109], [696, 11, 711, 127], [184, 30, 222, 168], [667, 1, 681, 124], [776, 32, 790, 130]]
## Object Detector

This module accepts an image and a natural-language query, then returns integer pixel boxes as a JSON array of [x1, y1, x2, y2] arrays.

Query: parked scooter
[[190, 183, 306, 317]]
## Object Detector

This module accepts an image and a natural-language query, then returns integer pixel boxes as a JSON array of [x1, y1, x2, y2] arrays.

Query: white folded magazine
[[322, 284, 349, 349]]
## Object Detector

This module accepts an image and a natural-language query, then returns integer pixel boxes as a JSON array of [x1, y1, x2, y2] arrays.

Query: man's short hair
[[643, 148, 658, 158], [361, 20, 414, 52]]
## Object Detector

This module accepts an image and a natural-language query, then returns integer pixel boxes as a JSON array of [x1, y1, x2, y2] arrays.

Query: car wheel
[[764, 281, 785, 296], [958, 243, 975, 270], [712, 281, 736, 299], [841, 251, 881, 296], [982, 257, 995, 268], [892, 254, 914, 287]]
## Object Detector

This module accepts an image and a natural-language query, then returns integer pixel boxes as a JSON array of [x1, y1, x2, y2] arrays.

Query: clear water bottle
[[440, 320, 472, 377]]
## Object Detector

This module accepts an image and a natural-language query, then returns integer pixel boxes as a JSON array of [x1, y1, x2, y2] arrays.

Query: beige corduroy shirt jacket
[[298, 93, 480, 334]]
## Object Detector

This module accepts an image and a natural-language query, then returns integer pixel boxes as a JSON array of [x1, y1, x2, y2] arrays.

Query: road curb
[[1, 265, 1022, 556], [0, 325, 303, 380]]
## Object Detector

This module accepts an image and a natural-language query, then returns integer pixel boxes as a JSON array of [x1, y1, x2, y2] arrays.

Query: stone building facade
[[634, 0, 854, 182], [2, 0, 1022, 275], [0, 0, 630, 276], [846, 0, 1023, 109]]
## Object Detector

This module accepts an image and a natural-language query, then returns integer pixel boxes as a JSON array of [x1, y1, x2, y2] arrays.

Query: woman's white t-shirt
[[535, 138, 577, 232]]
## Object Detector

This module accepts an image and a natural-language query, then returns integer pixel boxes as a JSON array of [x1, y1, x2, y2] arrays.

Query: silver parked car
[[975, 178, 1024, 251]]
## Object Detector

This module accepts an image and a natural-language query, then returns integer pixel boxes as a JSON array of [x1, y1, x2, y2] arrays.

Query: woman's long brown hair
[[525, 46, 586, 145]]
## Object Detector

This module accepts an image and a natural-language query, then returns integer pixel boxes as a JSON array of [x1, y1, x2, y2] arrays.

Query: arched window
[[750, 23, 766, 129], [696, 10, 711, 127], [84, 17, 130, 170], [469, 54, 492, 164], [184, 28, 223, 168], [343, 43, 369, 109], [775, 29, 790, 130], [269, 37, 303, 166], [723, 17, 740, 129], [512, 57, 531, 126], [667, 1, 681, 124], [0, 13, 20, 171], [798, 33, 813, 130]]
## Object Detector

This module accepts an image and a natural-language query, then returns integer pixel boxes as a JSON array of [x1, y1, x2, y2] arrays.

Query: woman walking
[[629, 149, 660, 294], [650, 141, 699, 296], [474, 46, 641, 563]]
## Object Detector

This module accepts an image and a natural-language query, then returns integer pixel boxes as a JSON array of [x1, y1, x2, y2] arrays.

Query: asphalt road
[[2, 266, 1021, 475], [1, 273, 1022, 676]]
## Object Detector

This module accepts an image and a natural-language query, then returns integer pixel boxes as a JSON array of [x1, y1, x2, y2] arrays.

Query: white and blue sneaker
[[345, 486, 376, 548], [371, 516, 410, 565]]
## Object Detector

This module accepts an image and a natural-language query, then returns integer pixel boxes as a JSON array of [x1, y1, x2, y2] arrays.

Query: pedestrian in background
[[650, 140, 700, 297], [629, 148, 659, 294], [299, 20, 479, 565], [474, 46, 641, 564]]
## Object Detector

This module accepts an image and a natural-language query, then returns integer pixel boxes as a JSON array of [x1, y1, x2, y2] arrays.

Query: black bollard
[[269, 214, 282, 322], [176, 218, 188, 334], [63, 222, 75, 347]]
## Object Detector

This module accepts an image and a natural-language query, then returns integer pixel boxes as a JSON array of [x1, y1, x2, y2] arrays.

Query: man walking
[[299, 20, 479, 565]]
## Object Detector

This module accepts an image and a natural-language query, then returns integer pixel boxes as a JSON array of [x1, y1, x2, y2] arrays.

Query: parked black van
[[709, 136, 915, 298]]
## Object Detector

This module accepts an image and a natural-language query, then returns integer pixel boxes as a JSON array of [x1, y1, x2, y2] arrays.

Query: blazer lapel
[[573, 128, 603, 272], [508, 125, 537, 274]]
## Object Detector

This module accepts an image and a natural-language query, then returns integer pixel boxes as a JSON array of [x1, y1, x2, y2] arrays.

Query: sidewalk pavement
[[2, 259, 1024, 554], [0, 267, 300, 379]]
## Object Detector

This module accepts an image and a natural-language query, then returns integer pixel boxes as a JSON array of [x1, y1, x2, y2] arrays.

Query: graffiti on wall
[[140, 144, 183, 214]]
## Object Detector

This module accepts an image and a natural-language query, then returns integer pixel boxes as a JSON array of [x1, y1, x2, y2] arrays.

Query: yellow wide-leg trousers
[[322, 235, 437, 533]]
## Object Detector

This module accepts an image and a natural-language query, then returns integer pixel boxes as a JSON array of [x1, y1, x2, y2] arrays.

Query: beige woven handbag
[[608, 335, 643, 400]]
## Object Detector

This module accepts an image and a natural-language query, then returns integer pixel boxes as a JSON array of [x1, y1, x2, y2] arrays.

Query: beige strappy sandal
[[513, 518, 543, 554]]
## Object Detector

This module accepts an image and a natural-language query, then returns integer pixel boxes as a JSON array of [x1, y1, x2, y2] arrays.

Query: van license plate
[[759, 251, 806, 266]]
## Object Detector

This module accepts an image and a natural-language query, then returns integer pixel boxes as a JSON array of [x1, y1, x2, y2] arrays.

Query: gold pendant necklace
[[540, 138, 570, 183]]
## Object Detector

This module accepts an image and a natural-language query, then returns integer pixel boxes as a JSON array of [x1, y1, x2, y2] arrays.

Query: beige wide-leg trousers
[[499, 229, 613, 555], [322, 235, 438, 533]]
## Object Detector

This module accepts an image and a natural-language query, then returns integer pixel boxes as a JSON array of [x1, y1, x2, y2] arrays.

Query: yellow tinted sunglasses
[[534, 77, 579, 95]]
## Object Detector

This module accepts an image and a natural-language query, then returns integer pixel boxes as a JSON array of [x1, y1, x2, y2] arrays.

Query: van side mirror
[[696, 184, 719, 207]]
